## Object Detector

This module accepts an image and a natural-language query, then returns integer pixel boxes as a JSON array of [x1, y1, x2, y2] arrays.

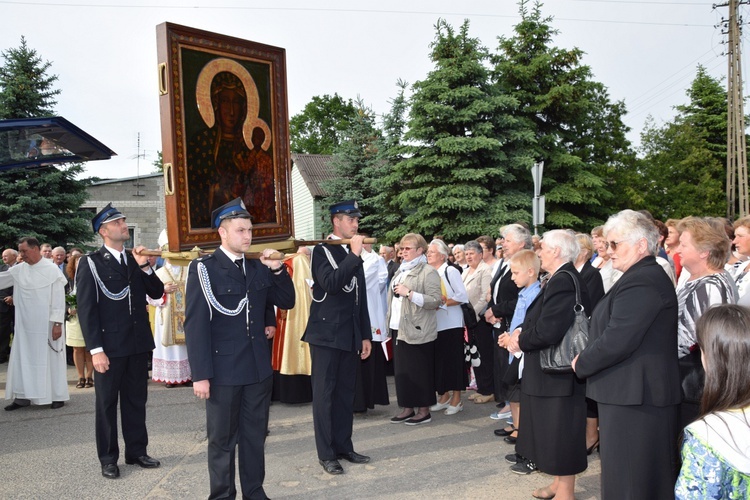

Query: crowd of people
[[345, 207, 750, 499], [2, 201, 750, 499]]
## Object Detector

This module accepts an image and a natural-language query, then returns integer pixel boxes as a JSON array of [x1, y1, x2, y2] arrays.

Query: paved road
[[0, 364, 602, 499]]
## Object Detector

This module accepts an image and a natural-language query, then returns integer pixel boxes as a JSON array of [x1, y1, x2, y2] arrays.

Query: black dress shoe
[[125, 455, 161, 468], [337, 451, 370, 464], [4, 402, 26, 411], [504, 435, 517, 444], [101, 463, 120, 479], [50, 401, 65, 409], [494, 427, 515, 437], [319, 459, 344, 475]]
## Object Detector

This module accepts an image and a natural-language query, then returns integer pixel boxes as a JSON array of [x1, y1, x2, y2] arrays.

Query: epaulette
[[196, 254, 214, 262]]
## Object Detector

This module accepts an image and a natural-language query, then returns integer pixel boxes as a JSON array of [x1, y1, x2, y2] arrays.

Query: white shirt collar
[[104, 245, 125, 263], [218, 245, 243, 261]]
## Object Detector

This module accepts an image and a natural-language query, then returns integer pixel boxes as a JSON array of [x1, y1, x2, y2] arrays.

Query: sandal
[[532, 486, 556, 499], [75, 378, 86, 389], [85, 377, 94, 388]]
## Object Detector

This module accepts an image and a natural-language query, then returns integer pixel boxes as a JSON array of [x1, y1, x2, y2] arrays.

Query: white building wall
[[291, 164, 315, 241]]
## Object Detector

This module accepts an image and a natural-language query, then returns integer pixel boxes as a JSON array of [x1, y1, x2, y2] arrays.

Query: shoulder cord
[[311, 245, 358, 304], [196, 261, 247, 318], [86, 256, 132, 314]]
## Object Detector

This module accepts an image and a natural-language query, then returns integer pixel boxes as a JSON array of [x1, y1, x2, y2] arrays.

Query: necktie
[[234, 258, 245, 276], [120, 253, 128, 273], [540, 273, 551, 289]]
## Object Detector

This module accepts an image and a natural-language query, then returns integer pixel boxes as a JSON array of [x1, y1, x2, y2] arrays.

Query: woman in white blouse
[[426, 240, 469, 415]]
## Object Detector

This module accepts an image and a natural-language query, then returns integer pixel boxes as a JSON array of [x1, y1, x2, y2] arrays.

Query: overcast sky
[[0, 0, 739, 179]]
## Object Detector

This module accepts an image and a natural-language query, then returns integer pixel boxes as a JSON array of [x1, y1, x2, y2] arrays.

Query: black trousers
[[94, 352, 149, 465], [206, 377, 272, 500], [492, 328, 511, 402], [310, 344, 358, 461], [0, 309, 11, 358]]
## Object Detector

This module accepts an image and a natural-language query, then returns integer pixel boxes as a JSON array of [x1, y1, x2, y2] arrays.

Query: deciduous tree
[[289, 94, 358, 154]]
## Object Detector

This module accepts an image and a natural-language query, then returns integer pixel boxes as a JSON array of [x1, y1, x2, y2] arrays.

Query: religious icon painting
[[157, 23, 293, 251]]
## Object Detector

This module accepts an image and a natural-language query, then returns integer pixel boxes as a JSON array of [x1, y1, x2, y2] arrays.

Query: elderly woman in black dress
[[574, 210, 682, 499], [506, 229, 590, 500]]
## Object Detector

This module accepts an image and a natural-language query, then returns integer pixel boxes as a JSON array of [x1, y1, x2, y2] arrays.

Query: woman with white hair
[[506, 230, 590, 500], [451, 244, 468, 269], [575, 210, 682, 499], [427, 239, 469, 415]]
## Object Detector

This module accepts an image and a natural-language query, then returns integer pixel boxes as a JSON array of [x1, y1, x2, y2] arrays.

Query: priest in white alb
[[0, 237, 69, 411]]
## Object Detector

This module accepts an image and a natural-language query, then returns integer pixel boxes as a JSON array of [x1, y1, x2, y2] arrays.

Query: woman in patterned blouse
[[675, 304, 750, 499], [675, 217, 738, 428]]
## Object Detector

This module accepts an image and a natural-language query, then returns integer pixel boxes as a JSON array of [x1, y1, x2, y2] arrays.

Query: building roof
[[90, 172, 161, 185], [292, 153, 334, 198]]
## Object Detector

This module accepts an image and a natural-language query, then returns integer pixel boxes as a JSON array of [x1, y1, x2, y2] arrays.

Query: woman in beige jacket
[[387, 233, 443, 425], [462, 240, 494, 403]]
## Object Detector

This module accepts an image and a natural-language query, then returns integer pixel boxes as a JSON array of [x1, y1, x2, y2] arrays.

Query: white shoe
[[430, 401, 450, 412], [445, 402, 464, 415]]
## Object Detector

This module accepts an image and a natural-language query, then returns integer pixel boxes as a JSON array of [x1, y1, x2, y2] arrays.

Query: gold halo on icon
[[195, 58, 272, 151]]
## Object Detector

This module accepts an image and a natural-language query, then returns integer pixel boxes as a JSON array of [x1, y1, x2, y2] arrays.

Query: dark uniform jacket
[[576, 256, 681, 407], [487, 259, 519, 330], [184, 250, 295, 386], [76, 247, 164, 357], [302, 243, 371, 352]]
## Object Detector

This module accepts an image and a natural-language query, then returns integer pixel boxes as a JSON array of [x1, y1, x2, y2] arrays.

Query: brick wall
[[84, 173, 166, 249]]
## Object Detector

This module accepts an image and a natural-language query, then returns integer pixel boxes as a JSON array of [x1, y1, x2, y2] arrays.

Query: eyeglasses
[[401, 246, 415, 251], [606, 240, 628, 251]]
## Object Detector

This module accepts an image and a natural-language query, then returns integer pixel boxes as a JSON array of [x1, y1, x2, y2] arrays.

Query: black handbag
[[539, 270, 589, 374], [678, 349, 705, 404], [461, 302, 478, 329]]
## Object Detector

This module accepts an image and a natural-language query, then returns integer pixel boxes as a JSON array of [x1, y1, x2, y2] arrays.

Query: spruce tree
[[0, 36, 60, 119], [635, 66, 728, 218], [320, 99, 383, 235], [367, 80, 409, 243], [0, 37, 92, 248], [492, 1, 632, 230], [385, 19, 533, 243]]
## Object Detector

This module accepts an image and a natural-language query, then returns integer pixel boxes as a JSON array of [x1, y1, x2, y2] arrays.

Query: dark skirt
[[393, 331, 437, 408], [516, 381, 587, 476], [470, 321, 495, 396], [271, 373, 312, 404], [354, 340, 390, 411], [598, 402, 680, 500], [434, 327, 467, 394]]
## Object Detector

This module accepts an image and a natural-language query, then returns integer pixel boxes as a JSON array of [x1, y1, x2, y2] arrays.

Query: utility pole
[[717, 0, 749, 219]]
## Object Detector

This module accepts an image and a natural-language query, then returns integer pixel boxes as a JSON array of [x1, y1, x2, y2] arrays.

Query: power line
[[0, 1, 717, 27], [628, 58, 726, 121], [567, 0, 712, 5], [628, 48, 723, 112]]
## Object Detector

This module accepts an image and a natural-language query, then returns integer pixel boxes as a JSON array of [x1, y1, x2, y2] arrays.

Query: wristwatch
[[139, 262, 150, 269], [270, 264, 284, 273]]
